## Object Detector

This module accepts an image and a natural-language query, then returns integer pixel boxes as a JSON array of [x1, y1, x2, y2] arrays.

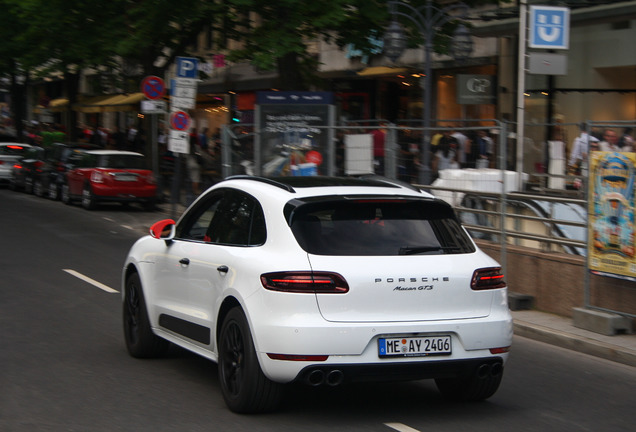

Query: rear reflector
[[261, 271, 349, 294], [267, 353, 329, 361], [471, 267, 506, 290], [490, 347, 511, 354]]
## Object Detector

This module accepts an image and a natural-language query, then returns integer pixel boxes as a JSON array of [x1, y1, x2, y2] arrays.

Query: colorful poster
[[588, 151, 636, 280]]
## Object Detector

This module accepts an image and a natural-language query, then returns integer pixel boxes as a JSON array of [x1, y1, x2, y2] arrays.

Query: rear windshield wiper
[[398, 245, 463, 255]]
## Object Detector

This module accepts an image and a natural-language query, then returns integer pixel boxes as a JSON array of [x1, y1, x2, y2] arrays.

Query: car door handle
[[179, 258, 190, 266], [217, 265, 229, 274]]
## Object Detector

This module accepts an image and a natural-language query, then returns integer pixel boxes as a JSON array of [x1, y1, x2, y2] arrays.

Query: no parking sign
[[168, 110, 191, 154], [141, 76, 166, 100], [170, 110, 191, 131]]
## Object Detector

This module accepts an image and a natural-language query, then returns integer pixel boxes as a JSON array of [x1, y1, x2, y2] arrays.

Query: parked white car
[[122, 175, 513, 413]]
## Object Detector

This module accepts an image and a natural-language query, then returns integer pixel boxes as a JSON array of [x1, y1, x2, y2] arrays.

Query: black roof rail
[[355, 174, 423, 193], [225, 175, 296, 193]]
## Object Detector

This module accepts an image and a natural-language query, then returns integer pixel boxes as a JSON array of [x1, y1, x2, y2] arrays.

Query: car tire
[[33, 179, 44, 197], [25, 177, 34, 194], [61, 184, 72, 205], [82, 183, 97, 210], [435, 364, 503, 401], [48, 183, 59, 200], [218, 307, 283, 413], [123, 272, 169, 358]]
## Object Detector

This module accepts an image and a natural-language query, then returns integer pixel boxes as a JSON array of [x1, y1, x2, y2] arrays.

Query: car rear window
[[100, 154, 146, 169], [289, 199, 475, 256]]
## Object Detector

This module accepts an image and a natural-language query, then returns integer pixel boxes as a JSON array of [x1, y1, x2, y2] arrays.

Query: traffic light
[[232, 110, 241, 123]]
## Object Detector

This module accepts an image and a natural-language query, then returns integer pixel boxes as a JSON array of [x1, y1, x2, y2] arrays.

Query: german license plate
[[378, 335, 451, 357]]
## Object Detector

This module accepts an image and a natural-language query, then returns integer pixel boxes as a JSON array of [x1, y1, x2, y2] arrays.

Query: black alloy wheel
[[123, 272, 169, 358], [218, 308, 282, 413], [81, 183, 96, 210]]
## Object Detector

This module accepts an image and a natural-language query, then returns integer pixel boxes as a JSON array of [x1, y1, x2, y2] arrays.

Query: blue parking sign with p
[[176, 57, 198, 78], [529, 6, 570, 50]]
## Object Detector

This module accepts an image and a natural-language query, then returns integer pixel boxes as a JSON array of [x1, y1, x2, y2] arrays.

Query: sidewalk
[[512, 310, 636, 367]]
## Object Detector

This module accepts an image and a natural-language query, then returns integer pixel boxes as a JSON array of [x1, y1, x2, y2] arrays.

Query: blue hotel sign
[[529, 6, 570, 50]]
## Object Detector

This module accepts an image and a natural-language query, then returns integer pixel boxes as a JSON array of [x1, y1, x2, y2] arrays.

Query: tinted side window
[[79, 154, 97, 168], [207, 191, 266, 246], [176, 193, 223, 241], [290, 199, 475, 256], [176, 189, 266, 247]]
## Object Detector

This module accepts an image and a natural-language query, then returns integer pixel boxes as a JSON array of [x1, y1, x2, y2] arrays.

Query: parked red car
[[61, 150, 157, 210]]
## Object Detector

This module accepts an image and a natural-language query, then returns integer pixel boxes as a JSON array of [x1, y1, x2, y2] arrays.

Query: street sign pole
[[169, 57, 198, 217], [141, 76, 167, 204]]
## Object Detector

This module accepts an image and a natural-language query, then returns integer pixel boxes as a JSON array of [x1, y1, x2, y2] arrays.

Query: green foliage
[[0, 0, 506, 91]]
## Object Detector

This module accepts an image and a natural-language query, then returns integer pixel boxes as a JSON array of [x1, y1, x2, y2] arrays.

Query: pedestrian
[[187, 128, 202, 196], [371, 124, 386, 176], [199, 127, 209, 150], [568, 123, 598, 175], [432, 130, 459, 177], [618, 127, 634, 152], [599, 128, 620, 152], [451, 128, 468, 167], [110, 126, 126, 150], [477, 129, 494, 168]]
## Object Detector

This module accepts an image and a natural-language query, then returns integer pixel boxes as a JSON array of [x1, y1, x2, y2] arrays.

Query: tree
[[0, 0, 33, 141], [214, 0, 505, 91], [10, 0, 125, 139], [217, 0, 389, 91], [114, 0, 222, 82]]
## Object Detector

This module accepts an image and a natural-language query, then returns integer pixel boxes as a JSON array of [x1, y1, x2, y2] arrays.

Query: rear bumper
[[295, 357, 504, 386], [253, 311, 513, 383], [91, 184, 157, 202]]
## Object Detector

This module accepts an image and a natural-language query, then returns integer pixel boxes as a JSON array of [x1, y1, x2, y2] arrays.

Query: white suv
[[122, 176, 512, 413]]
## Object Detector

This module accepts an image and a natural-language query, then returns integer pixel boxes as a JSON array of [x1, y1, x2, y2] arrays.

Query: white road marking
[[63, 269, 119, 293], [384, 423, 421, 432]]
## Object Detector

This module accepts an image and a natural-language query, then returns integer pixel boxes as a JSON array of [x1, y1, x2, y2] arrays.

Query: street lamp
[[384, 0, 472, 185]]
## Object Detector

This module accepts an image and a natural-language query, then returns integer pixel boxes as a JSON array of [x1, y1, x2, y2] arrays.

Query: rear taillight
[[471, 267, 506, 290], [261, 271, 349, 294], [91, 171, 105, 183]]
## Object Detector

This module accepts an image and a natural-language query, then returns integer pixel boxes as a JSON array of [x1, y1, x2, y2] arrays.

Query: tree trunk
[[10, 66, 25, 143], [64, 71, 80, 141], [277, 52, 307, 91]]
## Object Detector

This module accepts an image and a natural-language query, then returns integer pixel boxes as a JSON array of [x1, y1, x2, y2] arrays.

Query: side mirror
[[149, 219, 176, 240]]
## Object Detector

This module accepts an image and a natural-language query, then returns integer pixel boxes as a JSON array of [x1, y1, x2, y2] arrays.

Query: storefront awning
[[356, 67, 410, 77], [73, 93, 145, 113]]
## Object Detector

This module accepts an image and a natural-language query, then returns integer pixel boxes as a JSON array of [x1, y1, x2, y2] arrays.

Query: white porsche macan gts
[[122, 175, 512, 413]]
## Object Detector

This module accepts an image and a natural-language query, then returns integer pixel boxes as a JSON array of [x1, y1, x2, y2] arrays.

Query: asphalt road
[[1, 188, 635, 431]]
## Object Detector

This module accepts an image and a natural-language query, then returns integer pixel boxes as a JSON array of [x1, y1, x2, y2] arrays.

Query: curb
[[514, 320, 636, 368]]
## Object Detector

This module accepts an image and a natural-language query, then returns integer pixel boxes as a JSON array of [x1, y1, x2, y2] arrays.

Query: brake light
[[471, 267, 506, 290], [261, 271, 349, 293], [13, 163, 22, 169], [7, 145, 23, 150], [91, 170, 105, 183]]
